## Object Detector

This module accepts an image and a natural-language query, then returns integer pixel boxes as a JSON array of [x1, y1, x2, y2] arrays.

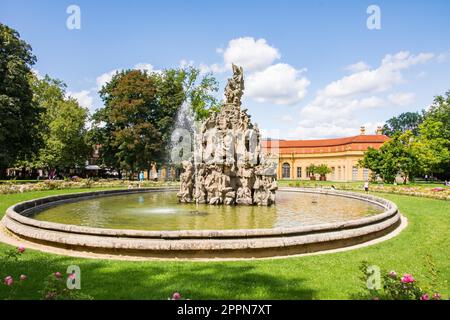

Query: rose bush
[[1, 246, 93, 300], [358, 261, 444, 300], [0, 179, 179, 195]]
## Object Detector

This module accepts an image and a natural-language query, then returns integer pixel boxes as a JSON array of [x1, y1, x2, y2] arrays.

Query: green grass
[[0, 188, 449, 300]]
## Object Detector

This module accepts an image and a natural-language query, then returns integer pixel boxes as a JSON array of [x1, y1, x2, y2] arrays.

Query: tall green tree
[[425, 91, 450, 141], [17, 75, 90, 175], [0, 23, 41, 177], [382, 112, 423, 136], [91, 67, 219, 177], [94, 69, 163, 177], [413, 91, 450, 179], [413, 119, 450, 179], [359, 131, 418, 184]]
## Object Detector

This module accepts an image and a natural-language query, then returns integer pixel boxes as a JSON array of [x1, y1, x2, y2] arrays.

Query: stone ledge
[[1, 187, 402, 258], [4, 187, 397, 240]]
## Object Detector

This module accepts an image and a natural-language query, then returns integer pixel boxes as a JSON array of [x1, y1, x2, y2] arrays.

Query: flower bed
[[285, 181, 450, 201], [0, 179, 179, 195]]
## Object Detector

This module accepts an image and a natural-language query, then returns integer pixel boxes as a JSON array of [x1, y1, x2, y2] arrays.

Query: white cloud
[[133, 63, 158, 74], [179, 59, 194, 69], [66, 90, 93, 110], [221, 37, 281, 72], [416, 71, 427, 79], [291, 51, 433, 139], [387, 92, 415, 106], [299, 95, 385, 126], [199, 62, 227, 74], [344, 61, 371, 73], [436, 53, 449, 63], [281, 115, 293, 122], [96, 69, 119, 90], [246, 63, 310, 105], [96, 63, 160, 90], [321, 51, 434, 99]]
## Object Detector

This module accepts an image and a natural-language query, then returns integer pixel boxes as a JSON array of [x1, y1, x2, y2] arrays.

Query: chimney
[[376, 126, 382, 135], [360, 126, 366, 135]]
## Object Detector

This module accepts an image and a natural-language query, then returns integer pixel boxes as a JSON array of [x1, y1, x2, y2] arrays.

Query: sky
[[1, 0, 449, 139]]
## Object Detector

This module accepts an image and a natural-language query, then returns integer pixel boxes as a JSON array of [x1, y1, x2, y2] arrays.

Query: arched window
[[282, 163, 291, 179]]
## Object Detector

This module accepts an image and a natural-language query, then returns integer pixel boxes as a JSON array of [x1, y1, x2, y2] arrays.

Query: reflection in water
[[33, 191, 382, 231]]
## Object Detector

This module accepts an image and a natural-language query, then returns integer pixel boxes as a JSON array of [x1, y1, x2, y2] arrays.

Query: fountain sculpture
[[177, 64, 278, 206]]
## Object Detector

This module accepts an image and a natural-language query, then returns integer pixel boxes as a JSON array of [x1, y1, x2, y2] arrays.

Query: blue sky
[[1, 0, 449, 139]]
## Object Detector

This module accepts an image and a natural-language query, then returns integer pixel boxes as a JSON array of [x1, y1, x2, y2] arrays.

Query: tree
[[94, 69, 162, 177], [183, 67, 220, 121], [306, 164, 317, 180], [0, 23, 41, 177], [412, 91, 450, 180], [382, 112, 423, 137], [425, 91, 450, 141], [359, 131, 419, 184], [26, 75, 90, 174], [413, 118, 450, 179], [315, 164, 332, 181], [91, 67, 219, 178]]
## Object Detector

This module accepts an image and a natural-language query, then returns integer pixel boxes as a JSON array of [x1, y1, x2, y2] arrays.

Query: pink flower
[[4, 276, 13, 286], [18, 246, 25, 253], [400, 274, 415, 283], [172, 292, 181, 300], [420, 294, 430, 300], [432, 293, 441, 300], [19, 274, 27, 281], [68, 273, 76, 280], [54, 272, 62, 279], [388, 271, 397, 278]]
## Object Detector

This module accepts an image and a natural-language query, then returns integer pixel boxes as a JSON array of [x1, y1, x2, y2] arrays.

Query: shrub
[[357, 261, 443, 300]]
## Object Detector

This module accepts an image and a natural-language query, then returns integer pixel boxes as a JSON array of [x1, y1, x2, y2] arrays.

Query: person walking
[[364, 180, 369, 193]]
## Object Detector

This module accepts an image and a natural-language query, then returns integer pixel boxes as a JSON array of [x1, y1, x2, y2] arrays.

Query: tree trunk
[[0, 167, 6, 179]]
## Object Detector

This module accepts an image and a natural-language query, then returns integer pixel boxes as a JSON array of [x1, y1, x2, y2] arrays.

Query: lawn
[[0, 188, 449, 300]]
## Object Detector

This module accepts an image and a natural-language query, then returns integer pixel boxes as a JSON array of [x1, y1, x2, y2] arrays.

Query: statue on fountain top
[[224, 64, 245, 106], [177, 64, 278, 206]]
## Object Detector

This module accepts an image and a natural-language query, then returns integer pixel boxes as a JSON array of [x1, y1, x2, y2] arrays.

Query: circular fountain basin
[[1, 187, 402, 259]]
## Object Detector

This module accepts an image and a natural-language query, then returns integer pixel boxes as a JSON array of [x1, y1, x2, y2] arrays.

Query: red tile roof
[[262, 134, 389, 154]]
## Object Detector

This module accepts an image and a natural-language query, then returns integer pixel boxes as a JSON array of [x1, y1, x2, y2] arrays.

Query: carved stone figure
[[224, 64, 245, 106], [177, 161, 194, 203], [177, 64, 277, 206], [194, 163, 207, 204]]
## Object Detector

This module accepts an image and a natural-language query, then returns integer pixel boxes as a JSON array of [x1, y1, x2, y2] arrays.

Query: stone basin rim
[[2, 187, 397, 239]]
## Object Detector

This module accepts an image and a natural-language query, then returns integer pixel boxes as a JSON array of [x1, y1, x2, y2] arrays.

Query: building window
[[363, 168, 369, 180], [352, 166, 358, 181], [337, 166, 341, 180], [282, 163, 291, 179], [331, 167, 335, 180], [296, 167, 302, 179]]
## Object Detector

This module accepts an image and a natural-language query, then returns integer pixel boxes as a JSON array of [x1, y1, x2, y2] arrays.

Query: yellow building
[[263, 127, 389, 182]]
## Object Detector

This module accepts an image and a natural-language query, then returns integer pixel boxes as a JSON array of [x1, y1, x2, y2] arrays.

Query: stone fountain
[[177, 64, 278, 206]]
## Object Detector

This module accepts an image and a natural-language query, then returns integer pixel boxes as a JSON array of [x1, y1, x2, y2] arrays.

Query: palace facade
[[262, 127, 389, 182]]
